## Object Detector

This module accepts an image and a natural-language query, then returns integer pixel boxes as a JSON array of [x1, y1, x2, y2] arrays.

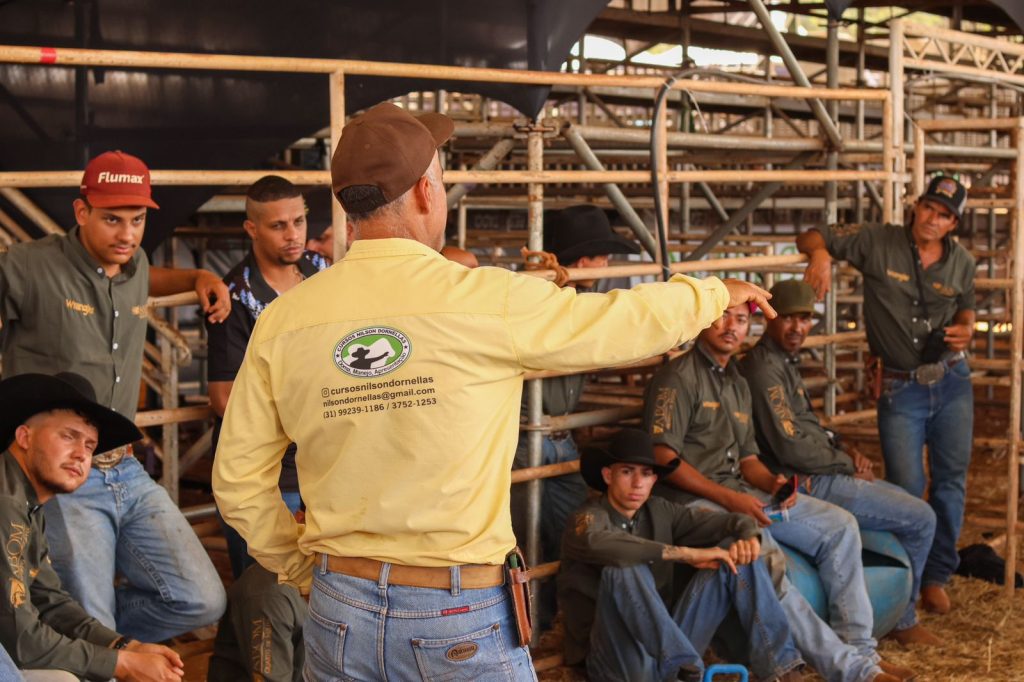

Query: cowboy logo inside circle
[[334, 327, 411, 378]]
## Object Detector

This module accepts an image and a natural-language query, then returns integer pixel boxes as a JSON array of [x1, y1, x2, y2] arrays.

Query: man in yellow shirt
[[213, 101, 774, 680]]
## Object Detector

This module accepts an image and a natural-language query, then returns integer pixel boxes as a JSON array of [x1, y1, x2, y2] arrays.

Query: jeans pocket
[[949, 359, 971, 380], [304, 606, 355, 682], [411, 622, 515, 681]]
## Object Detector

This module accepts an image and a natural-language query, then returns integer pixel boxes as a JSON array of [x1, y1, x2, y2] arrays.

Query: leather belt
[[93, 444, 131, 471], [883, 352, 966, 385], [319, 555, 505, 590]]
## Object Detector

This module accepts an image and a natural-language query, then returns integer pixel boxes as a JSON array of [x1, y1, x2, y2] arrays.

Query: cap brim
[[775, 304, 818, 316], [85, 193, 159, 210], [0, 374, 142, 454], [557, 235, 641, 265], [416, 112, 455, 148], [920, 193, 960, 221]]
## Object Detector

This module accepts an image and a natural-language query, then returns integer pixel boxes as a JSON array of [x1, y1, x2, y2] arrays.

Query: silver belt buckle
[[915, 361, 946, 386]]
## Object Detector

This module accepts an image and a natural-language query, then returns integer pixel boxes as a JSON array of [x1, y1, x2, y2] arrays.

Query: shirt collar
[[3, 450, 41, 510], [600, 494, 644, 532], [761, 334, 801, 365], [63, 225, 140, 282], [695, 340, 735, 377], [342, 238, 446, 262]]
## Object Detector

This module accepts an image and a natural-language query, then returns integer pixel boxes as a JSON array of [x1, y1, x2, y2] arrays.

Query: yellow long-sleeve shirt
[[213, 238, 728, 591]]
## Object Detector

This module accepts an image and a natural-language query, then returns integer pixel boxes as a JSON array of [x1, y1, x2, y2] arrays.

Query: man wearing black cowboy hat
[[557, 428, 804, 682], [798, 175, 975, 615], [0, 372, 184, 682], [511, 204, 644, 629]]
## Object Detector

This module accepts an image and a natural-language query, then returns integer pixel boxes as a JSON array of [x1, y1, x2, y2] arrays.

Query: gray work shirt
[[739, 336, 855, 477], [820, 222, 975, 371], [643, 342, 758, 501], [0, 227, 149, 418]]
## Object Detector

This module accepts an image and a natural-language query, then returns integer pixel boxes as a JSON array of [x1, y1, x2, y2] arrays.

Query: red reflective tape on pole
[[39, 48, 58, 64]]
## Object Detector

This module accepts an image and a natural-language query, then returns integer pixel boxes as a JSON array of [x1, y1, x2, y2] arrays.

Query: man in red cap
[[214, 102, 774, 680], [0, 150, 228, 642]]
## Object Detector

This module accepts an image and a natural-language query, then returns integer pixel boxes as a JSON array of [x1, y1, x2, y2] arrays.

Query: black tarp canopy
[[0, 0, 607, 249]]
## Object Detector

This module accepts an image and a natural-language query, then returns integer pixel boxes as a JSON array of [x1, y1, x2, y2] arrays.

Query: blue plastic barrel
[[780, 529, 912, 637]]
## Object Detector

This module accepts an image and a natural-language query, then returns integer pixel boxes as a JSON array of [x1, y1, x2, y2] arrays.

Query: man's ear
[[13, 424, 31, 450], [601, 466, 613, 486], [410, 174, 432, 215], [73, 199, 90, 228], [242, 219, 257, 241]]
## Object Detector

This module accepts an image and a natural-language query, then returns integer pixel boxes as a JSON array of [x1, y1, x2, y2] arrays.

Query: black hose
[[650, 75, 679, 283]]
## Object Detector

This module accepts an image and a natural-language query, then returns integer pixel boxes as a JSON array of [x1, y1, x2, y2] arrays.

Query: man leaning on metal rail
[[213, 100, 776, 681], [0, 150, 228, 640], [797, 175, 976, 616], [510, 204, 641, 632]]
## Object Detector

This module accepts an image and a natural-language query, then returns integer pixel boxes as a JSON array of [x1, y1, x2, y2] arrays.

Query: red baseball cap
[[80, 151, 159, 209]]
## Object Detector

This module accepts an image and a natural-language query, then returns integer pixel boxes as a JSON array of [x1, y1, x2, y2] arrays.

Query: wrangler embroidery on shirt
[[732, 411, 749, 425], [65, 299, 95, 316], [249, 617, 273, 675], [932, 281, 956, 297], [702, 401, 720, 410], [575, 513, 593, 536], [832, 223, 862, 237], [886, 269, 910, 283], [651, 387, 676, 435], [6, 522, 30, 608], [767, 385, 797, 438]]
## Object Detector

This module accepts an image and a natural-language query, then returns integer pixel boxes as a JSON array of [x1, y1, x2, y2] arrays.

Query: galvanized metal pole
[[748, 0, 843, 150], [824, 19, 840, 417], [561, 123, 658, 258], [525, 128, 545, 583]]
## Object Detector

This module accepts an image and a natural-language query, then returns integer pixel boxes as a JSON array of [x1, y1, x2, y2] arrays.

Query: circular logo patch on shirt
[[333, 326, 411, 378]]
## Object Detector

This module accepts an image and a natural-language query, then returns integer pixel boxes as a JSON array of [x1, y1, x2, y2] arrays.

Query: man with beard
[[739, 280, 939, 646], [0, 372, 183, 681], [797, 176, 975, 614], [207, 175, 328, 577], [643, 304, 913, 682]]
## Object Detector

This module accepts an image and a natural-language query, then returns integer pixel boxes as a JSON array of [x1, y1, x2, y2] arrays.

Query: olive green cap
[[769, 279, 817, 316]]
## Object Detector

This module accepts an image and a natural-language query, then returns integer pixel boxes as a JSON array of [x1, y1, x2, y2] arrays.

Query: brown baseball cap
[[80, 150, 159, 209], [331, 102, 454, 213]]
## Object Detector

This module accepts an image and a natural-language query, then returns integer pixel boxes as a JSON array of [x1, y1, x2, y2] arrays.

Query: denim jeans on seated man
[[1, 645, 75, 682], [805, 475, 936, 631], [586, 563, 802, 682], [43, 456, 227, 641], [305, 557, 536, 681], [877, 360, 973, 589]]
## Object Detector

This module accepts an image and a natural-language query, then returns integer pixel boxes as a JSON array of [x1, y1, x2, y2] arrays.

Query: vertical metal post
[[888, 20, 905, 224], [654, 88, 670, 265], [1005, 121, 1024, 595], [824, 19, 839, 418], [855, 8, 866, 224], [987, 88, 999, 399], [329, 70, 347, 260], [159, 238, 180, 503], [457, 168, 468, 250], [525, 128, 545, 583]]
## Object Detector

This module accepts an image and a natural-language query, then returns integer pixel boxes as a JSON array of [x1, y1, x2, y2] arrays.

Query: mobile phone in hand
[[770, 475, 798, 506]]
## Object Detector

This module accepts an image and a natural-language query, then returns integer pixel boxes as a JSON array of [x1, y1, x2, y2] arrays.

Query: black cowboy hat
[[0, 373, 142, 454], [580, 428, 680, 492], [544, 205, 641, 266]]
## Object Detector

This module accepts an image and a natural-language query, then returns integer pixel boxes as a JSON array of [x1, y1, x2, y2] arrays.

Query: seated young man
[[0, 372, 184, 681], [739, 280, 939, 646], [558, 428, 804, 682], [643, 303, 914, 682]]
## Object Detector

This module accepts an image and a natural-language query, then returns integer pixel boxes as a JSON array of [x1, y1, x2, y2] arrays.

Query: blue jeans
[[808, 475, 936, 630], [220, 490, 302, 579], [304, 557, 536, 681], [587, 563, 802, 682], [877, 359, 973, 586], [0, 645, 23, 681], [680, 493, 876, 659], [43, 456, 227, 641]]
